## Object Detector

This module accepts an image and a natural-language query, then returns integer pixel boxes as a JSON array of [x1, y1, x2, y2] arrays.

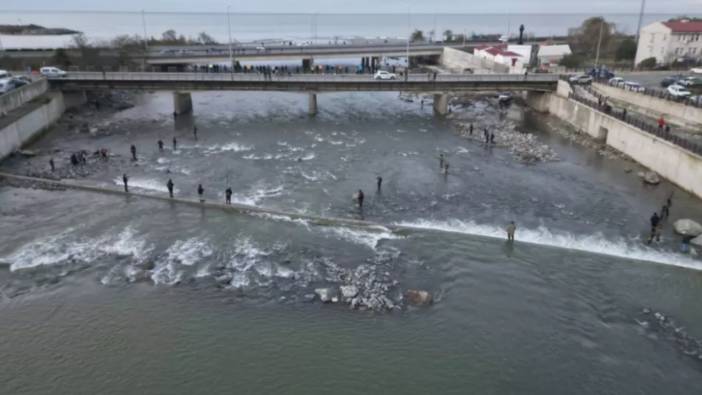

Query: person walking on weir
[[225, 187, 232, 205], [122, 173, 129, 193], [658, 115, 666, 130], [130, 144, 137, 161], [506, 221, 516, 241], [167, 179, 174, 198]]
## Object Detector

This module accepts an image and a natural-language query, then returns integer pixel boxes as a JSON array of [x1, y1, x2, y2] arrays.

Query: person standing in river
[[167, 179, 174, 198], [439, 153, 445, 169], [193, 126, 198, 140], [225, 187, 232, 205], [172, 137, 177, 151], [648, 212, 661, 244], [357, 189, 364, 209], [158, 140, 164, 152], [122, 173, 129, 193], [506, 221, 516, 241], [376, 176, 382, 192], [130, 144, 137, 161], [197, 184, 204, 203], [469, 123, 474, 135], [49, 158, 55, 172]]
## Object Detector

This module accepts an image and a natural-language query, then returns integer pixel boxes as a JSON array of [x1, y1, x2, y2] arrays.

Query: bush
[[638, 57, 657, 70], [559, 54, 584, 69]]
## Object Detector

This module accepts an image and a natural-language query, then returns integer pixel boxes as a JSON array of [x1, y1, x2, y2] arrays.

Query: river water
[[1, 91, 702, 393]]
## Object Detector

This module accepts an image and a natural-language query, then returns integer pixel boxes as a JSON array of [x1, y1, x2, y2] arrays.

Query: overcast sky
[[3, 0, 702, 14]]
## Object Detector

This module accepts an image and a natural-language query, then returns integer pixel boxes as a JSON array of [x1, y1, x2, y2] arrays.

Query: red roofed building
[[474, 45, 525, 69], [636, 19, 702, 66]]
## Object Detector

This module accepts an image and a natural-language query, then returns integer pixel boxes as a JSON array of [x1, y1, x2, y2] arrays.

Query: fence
[[592, 77, 702, 109], [568, 91, 702, 156]]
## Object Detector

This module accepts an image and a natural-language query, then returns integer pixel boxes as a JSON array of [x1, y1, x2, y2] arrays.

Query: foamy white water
[[395, 219, 702, 271]]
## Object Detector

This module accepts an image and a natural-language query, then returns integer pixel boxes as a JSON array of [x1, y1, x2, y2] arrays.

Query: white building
[[635, 19, 702, 66], [537, 45, 572, 67], [474, 44, 525, 72]]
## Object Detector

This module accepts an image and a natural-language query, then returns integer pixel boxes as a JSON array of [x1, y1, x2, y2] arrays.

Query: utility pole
[[227, 5, 233, 71], [406, 7, 410, 72], [595, 19, 604, 67], [141, 10, 148, 71], [634, 0, 647, 68]]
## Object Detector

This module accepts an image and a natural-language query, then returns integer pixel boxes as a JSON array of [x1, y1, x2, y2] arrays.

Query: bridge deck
[[50, 72, 559, 93]]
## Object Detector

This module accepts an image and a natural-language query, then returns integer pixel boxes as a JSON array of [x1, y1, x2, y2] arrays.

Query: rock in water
[[404, 289, 433, 306], [690, 235, 702, 248], [340, 285, 359, 300], [674, 219, 702, 237], [315, 288, 336, 303], [641, 171, 661, 185]]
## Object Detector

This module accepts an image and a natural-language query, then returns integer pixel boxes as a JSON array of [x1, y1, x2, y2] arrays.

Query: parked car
[[608, 77, 624, 86], [661, 75, 686, 87], [7, 77, 29, 90], [622, 81, 645, 92], [667, 84, 692, 98], [0, 70, 10, 79], [40, 66, 67, 78], [0, 78, 11, 94], [373, 70, 397, 80], [679, 76, 702, 87], [569, 74, 593, 85]]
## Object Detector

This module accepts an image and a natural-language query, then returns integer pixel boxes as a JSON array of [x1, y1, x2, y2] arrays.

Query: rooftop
[[663, 19, 702, 33]]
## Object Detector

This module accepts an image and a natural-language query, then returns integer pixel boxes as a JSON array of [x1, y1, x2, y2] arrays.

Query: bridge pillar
[[173, 92, 193, 115], [308, 93, 318, 116], [433, 94, 449, 116], [525, 91, 550, 113]]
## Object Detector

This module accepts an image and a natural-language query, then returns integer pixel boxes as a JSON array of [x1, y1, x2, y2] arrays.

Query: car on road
[[0, 70, 10, 79], [623, 81, 645, 92], [40, 66, 67, 78], [569, 74, 593, 85], [373, 70, 397, 80], [661, 75, 686, 87], [667, 84, 692, 98], [7, 77, 29, 90], [608, 77, 624, 86]]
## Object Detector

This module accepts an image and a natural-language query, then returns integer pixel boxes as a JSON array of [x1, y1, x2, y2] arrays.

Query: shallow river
[[1, 91, 702, 394]]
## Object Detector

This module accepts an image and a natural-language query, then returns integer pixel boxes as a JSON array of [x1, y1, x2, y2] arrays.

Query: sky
[[2, 0, 702, 14]]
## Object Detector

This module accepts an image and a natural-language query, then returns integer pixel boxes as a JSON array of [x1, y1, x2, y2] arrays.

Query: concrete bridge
[[49, 72, 559, 115]]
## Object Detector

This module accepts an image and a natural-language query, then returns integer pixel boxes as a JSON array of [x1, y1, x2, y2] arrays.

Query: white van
[[40, 66, 67, 78]]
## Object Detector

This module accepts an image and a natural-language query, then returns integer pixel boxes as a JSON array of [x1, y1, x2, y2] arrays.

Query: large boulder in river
[[673, 219, 702, 237], [339, 285, 359, 301], [640, 171, 661, 185], [404, 289, 433, 306], [315, 288, 336, 303]]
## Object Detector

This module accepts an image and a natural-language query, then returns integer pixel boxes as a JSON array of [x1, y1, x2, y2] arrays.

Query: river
[[1, 90, 702, 394]]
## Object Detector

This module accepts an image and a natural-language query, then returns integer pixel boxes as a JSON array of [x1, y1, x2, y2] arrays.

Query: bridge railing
[[58, 71, 559, 84], [569, 92, 702, 156], [592, 79, 702, 109]]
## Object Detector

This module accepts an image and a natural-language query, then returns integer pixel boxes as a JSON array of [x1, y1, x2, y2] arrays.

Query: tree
[[444, 29, 453, 42], [615, 38, 637, 61], [410, 29, 425, 43], [51, 48, 71, 67], [72, 33, 89, 49], [559, 54, 585, 69], [197, 32, 218, 45], [162, 29, 177, 42], [638, 57, 657, 69], [568, 17, 615, 58]]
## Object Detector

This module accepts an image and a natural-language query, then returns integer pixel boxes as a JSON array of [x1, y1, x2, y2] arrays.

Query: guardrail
[[569, 91, 702, 156], [0, 78, 49, 116]]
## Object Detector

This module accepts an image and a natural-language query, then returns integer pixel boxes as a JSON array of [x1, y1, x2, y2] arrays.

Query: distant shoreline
[[0, 24, 79, 36]]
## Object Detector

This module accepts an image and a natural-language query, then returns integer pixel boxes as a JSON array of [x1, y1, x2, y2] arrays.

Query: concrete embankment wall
[[0, 79, 49, 116], [0, 92, 65, 160], [439, 47, 509, 74], [527, 86, 702, 199], [591, 83, 702, 128]]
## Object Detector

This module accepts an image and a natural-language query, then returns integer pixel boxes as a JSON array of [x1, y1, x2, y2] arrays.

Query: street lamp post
[[634, 0, 647, 68], [227, 6, 233, 72], [406, 7, 410, 73]]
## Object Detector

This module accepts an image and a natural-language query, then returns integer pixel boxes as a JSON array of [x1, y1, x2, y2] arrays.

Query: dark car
[[661, 75, 686, 87], [8, 78, 29, 89]]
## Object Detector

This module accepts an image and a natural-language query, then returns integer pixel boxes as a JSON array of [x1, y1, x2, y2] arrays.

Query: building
[[474, 44, 526, 72], [537, 44, 572, 67], [635, 19, 702, 66]]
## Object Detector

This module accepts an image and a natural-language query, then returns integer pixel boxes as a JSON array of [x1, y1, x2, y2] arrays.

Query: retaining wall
[[0, 79, 49, 117], [528, 91, 702, 199], [591, 83, 702, 128], [0, 92, 65, 160]]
